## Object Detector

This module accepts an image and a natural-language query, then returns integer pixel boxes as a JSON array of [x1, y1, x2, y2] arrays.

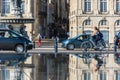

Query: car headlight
[[28, 42, 34, 45]]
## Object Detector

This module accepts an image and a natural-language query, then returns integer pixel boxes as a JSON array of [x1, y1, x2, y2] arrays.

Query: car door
[[75, 35, 89, 48], [0, 30, 20, 50], [74, 35, 84, 48], [0, 31, 14, 50]]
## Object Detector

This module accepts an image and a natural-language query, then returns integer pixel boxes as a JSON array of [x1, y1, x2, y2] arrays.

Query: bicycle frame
[[89, 37, 96, 47]]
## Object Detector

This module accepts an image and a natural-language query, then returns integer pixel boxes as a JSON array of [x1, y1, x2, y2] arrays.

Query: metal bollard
[[54, 37, 58, 58], [23, 42, 28, 58]]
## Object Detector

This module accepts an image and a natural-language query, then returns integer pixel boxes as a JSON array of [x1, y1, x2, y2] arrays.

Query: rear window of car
[[77, 35, 90, 40], [83, 35, 90, 40]]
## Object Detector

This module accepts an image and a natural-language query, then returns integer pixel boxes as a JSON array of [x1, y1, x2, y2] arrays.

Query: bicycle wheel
[[97, 42, 104, 51], [81, 41, 92, 51], [104, 41, 110, 48]]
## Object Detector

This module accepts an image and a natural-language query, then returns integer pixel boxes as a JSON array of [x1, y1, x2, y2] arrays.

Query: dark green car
[[61, 34, 90, 50]]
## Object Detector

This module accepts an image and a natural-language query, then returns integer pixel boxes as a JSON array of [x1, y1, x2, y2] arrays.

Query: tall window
[[84, 0, 91, 12], [116, 71, 120, 80], [21, 0, 25, 14], [83, 71, 91, 80], [116, 0, 120, 12], [2, 0, 10, 15], [0, 24, 8, 28], [100, 0, 107, 12], [2, 69, 10, 80], [100, 71, 107, 80]]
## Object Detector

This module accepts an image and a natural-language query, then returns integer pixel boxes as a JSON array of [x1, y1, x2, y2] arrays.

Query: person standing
[[37, 33, 42, 47]]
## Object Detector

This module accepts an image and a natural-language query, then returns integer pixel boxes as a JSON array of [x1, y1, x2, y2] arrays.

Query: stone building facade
[[69, 0, 120, 80], [0, 0, 34, 40], [69, 0, 120, 43], [0, 0, 33, 80]]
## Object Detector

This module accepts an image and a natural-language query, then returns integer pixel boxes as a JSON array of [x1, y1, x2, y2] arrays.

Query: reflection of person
[[93, 55, 103, 71]]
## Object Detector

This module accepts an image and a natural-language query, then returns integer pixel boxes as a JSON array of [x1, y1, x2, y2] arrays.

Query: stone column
[[78, 0, 83, 14], [0, 0, 1, 13], [93, 0, 98, 14], [109, 0, 114, 15], [109, 18, 115, 44]]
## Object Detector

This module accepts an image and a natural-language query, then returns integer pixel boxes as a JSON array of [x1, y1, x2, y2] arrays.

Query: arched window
[[101, 31, 109, 42], [116, 0, 120, 12], [116, 20, 120, 26], [100, 0, 107, 12], [84, 0, 91, 12], [84, 19, 91, 25], [101, 20, 107, 25], [2, 0, 10, 15], [100, 20, 107, 26]]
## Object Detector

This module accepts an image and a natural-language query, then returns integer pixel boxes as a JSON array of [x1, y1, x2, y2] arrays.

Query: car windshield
[[72, 34, 82, 39], [10, 30, 22, 37], [71, 34, 90, 40]]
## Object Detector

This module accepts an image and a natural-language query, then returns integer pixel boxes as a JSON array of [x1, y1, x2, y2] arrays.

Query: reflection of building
[[69, 0, 120, 80], [69, 54, 120, 80], [33, 54, 69, 80]]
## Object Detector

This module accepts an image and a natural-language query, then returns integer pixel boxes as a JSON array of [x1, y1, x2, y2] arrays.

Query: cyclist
[[91, 26, 99, 48]]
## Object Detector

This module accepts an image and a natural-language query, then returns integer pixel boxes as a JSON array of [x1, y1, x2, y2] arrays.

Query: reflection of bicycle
[[81, 37, 110, 51], [81, 52, 108, 64]]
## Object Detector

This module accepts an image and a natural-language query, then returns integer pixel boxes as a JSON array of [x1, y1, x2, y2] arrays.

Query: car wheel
[[15, 44, 24, 53], [67, 44, 74, 50]]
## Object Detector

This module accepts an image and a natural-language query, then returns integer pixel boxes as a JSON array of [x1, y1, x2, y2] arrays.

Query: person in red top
[[37, 33, 42, 47]]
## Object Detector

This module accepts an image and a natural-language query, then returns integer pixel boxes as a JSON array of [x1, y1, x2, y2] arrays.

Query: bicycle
[[81, 36, 110, 51], [81, 37, 110, 64], [81, 51, 109, 65]]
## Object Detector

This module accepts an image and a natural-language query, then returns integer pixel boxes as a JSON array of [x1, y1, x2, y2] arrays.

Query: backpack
[[97, 31, 103, 40]]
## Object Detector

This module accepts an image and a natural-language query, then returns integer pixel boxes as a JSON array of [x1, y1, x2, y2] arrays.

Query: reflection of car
[[61, 34, 90, 50], [0, 29, 33, 53]]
